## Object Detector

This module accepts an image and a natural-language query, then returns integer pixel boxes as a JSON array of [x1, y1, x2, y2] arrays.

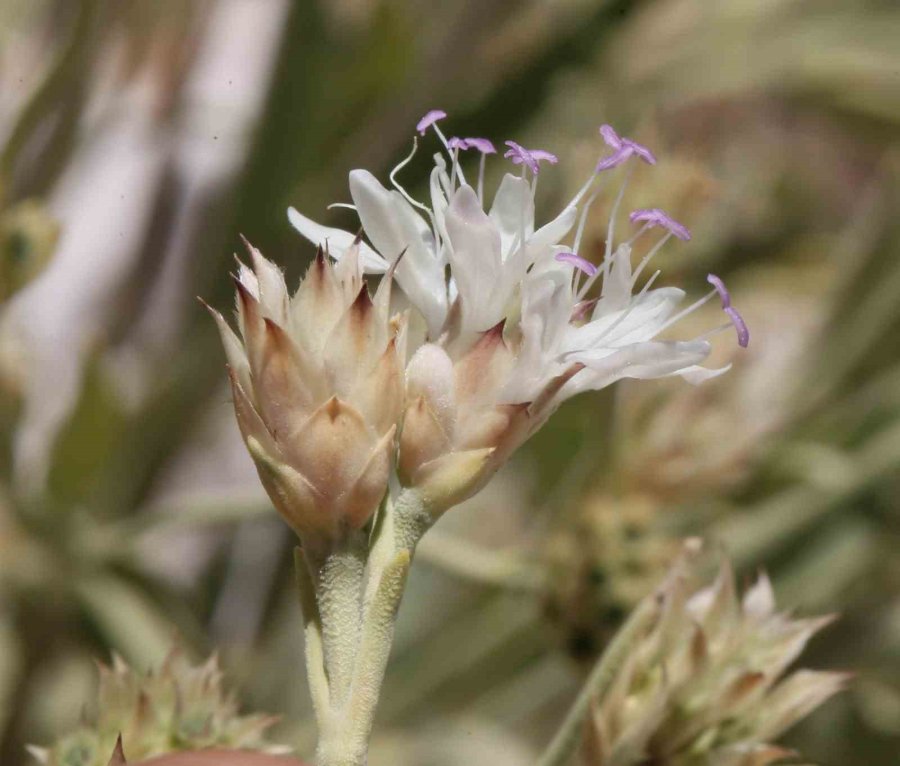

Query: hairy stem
[[312, 490, 431, 766], [311, 535, 367, 708]]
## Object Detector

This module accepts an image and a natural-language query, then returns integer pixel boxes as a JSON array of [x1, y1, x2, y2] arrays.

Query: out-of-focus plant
[[556, 548, 846, 766], [2, 0, 899, 765], [29, 648, 287, 766]]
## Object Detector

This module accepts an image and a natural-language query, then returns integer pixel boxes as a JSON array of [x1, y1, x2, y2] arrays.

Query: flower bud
[[582, 557, 847, 766], [207, 241, 404, 543], [32, 649, 287, 766]]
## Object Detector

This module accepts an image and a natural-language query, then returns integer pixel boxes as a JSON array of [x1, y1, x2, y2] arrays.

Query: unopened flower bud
[[207, 241, 404, 543], [582, 557, 847, 766], [32, 649, 287, 766]]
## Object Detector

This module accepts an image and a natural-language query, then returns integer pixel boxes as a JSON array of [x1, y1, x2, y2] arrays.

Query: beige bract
[[208, 239, 405, 543], [30, 649, 284, 766], [583, 563, 847, 766]]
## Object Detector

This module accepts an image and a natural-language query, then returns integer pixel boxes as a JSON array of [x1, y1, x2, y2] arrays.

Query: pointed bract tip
[[107, 734, 127, 766], [263, 316, 290, 346], [196, 295, 219, 317], [485, 317, 506, 339], [232, 275, 256, 306], [352, 283, 374, 313]]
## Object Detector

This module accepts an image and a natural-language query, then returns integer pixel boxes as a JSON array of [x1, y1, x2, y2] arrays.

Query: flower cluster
[[30, 649, 285, 766], [214, 111, 749, 539], [582, 561, 846, 766]]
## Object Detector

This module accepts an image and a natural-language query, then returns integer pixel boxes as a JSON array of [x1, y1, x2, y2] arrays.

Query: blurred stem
[[416, 529, 545, 592], [536, 590, 660, 766], [0, 0, 100, 184]]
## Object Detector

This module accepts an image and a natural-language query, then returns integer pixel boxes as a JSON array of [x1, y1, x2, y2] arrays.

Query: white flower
[[284, 114, 749, 513]]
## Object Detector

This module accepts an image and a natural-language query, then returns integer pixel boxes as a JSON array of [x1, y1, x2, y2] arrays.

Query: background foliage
[[0, 1, 898, 764]]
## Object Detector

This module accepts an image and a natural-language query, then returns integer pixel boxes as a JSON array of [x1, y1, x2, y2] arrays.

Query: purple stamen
[[504, 140, 557, 174], [504, 140, 539, 174], [417, 109, 447, 135], [529, 149, 559, 164], [556, 251, 598, 277], [450, 137, 497, 155], [599, 124, 623, 149], [597, 124, 657, 171], [466, 137, 497, 154], [595, 148, 633, 172], [725, 306, 750, 348], [629, 208, 691, 241], [706, 273, 731, 308]]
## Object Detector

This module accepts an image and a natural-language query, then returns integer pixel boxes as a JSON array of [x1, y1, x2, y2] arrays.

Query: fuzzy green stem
[[314, 490, 431, 766], [536, 593, 661, 766], [293, 548, 330, 725], [312, 535, 367, 708]]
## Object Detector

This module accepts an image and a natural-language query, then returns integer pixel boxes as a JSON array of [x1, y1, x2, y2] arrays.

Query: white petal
[[569, 340, 712, 385], [574, 287, 685, 349], [349, 170, 447, 335], [489, 173, 534, 258], [676, 363, 732, 385], [287, 206, 388, 273], [445, 185, 505, 332], [529, 204, 577, 249]]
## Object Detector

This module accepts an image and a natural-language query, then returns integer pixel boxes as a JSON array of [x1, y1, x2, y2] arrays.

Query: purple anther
[[725, 306, 750, 348], [597, 124, 657, 170], [417, 109, 447, 135], [629, 208, 691, 241], [449, 137, 497, 154], [464, 137, 497, 154], [625, 139, 657, 165], [530, 149, 559, 164], [504, 140, 540, 174], [555, 251, 598, 277], [595, 148, 633, 172], [706, 273, 731, 308], [599, 124, 623, 149]]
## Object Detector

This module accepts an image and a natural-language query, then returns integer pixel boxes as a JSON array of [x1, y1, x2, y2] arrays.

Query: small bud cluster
[[582, 561, 847, 766], [30, 649, 284, 766]]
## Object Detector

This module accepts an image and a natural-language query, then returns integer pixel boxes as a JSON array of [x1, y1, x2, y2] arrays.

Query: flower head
[[206, 238, 403, 543], [31, 649, 286, 766], [582, 556, 847, 766], [246, 115, 746, 516]]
